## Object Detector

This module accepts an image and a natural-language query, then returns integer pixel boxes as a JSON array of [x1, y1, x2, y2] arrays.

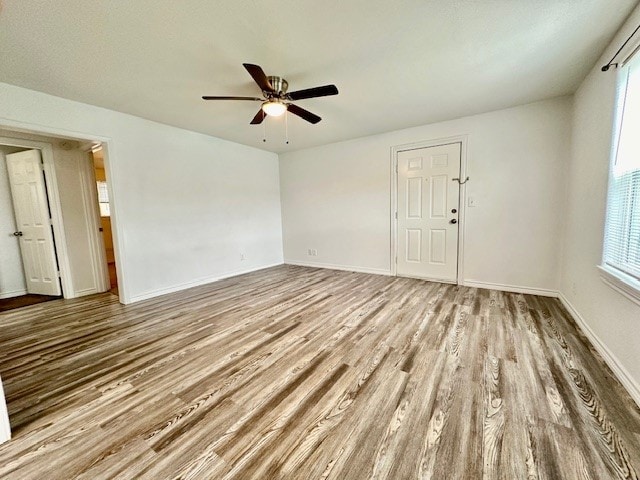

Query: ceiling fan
[[202, 63, 338, 125]]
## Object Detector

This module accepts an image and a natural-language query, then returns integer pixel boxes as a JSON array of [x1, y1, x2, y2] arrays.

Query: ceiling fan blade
[[287, 103, 321, 124], [287, 84, 338, 101], [250, 109, 267, 125], [202, 96, 263, 101], [243, 63, 275, 92]]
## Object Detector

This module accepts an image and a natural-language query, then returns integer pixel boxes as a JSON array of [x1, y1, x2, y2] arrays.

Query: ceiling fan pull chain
[[285, 110, 289, 145], [262, 118, 267, 143]]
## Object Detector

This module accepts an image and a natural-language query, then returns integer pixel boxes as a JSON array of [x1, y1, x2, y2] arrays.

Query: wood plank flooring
[[0, 294, 61, 313], [0, 265, 639, 479]]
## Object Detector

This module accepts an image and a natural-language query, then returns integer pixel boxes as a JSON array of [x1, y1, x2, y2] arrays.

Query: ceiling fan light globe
[[262, 101, 287, 117]]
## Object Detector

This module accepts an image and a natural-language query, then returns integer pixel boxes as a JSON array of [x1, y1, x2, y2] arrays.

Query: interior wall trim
[[74, 287, 101, 297], [128, 262, 284, 304], [558, 292, 640, 408], [0, 289, 28, 300], [79, 152, 110, 295], [462, 279, 558, 297], [284, 261, 391, 277]]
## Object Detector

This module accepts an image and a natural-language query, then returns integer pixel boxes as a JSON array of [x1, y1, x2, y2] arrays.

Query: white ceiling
[[0, 1, 636, 153]]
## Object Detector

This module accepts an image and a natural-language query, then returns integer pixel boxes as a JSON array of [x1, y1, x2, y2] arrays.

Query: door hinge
[[395, 211, 397, 219], [395, 164, 398, 173], [56, 271, 61, 278]]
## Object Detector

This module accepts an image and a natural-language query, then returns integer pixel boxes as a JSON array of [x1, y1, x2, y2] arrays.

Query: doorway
[[393, 140, 466, 284], [91, 146, 117, 294], [0, 131, 121, 309]]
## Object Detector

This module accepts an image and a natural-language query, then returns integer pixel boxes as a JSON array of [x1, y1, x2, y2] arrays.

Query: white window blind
[[603, 51, 640, 282], [97, 181, 109, 203], [96, 181, 111, 217]]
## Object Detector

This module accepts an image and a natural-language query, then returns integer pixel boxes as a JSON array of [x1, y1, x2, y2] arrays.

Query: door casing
[[391, 135, 469, 284], [87, 149, 112, 292]]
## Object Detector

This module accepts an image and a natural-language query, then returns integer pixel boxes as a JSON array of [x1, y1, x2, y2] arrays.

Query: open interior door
[[6, 149, 62, 296]]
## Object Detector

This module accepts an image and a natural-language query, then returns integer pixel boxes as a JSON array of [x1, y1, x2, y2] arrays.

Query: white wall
[[0, 145, 28, 298], [559, 5, 640, 401], [280, 97, 572, 293], [0, 82, 284, 303]]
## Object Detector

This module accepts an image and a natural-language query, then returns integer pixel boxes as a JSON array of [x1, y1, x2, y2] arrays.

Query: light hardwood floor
[[0, 265, 639, 479]]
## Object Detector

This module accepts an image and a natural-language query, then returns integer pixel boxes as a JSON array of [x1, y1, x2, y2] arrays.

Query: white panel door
[[397, 143, 461, 282], [6, 150, 61, 296]]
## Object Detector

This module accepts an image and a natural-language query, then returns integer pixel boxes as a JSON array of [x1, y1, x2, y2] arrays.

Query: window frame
[[600, 50, 640, 305]]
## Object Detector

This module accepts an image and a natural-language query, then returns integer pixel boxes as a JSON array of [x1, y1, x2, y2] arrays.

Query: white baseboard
[[462, 280, 558, 297], [0, 289, 27, 300], [285, 260, 391, 277], [128, 262, 284, 304], [71, 288, 101, 298], [0, 376, 10, 445], [558, 292, 640, 408]]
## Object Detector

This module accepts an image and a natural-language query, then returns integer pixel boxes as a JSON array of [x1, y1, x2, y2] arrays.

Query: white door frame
[[82, 148, 111, 293], [0, 122, 126, 303], [85, 141, 123, 299], [82, 147, 111, 292], [390, 135, 469, 284]]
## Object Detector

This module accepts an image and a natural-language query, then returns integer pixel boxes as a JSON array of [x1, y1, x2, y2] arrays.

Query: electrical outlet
[[468, 196, 477, 207], [307, 249, 312, 256], [240, 253, 246, 261], [312, 249, 318, 256]]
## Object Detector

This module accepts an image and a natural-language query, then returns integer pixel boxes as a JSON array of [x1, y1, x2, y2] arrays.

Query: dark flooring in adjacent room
[[0, 294, 61, 313], [0, 265, 639, 479]]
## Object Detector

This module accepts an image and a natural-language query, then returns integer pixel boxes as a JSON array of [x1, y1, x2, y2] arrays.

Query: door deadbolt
[[13, 231, 23, 237], [451, 208, 457, 214], [450, 219, 457, 224]]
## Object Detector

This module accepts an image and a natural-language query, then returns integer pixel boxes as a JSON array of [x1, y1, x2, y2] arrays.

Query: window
[[96, 181, 110, 217], [601, 50, 640, 302]]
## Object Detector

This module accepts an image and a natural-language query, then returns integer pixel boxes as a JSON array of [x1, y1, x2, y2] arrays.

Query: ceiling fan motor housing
[[267, 76, 288, 96]]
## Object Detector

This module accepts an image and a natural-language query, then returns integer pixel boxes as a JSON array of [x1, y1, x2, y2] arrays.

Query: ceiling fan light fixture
[[262, 100, 287, 117]]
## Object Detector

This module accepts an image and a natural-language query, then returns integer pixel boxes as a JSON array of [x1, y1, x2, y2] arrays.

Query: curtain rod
[[602, 22, 640, 71]]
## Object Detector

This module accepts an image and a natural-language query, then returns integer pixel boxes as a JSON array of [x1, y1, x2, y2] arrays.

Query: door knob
[[450, 219, 457, 224], [13, 231, 23, 237]]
